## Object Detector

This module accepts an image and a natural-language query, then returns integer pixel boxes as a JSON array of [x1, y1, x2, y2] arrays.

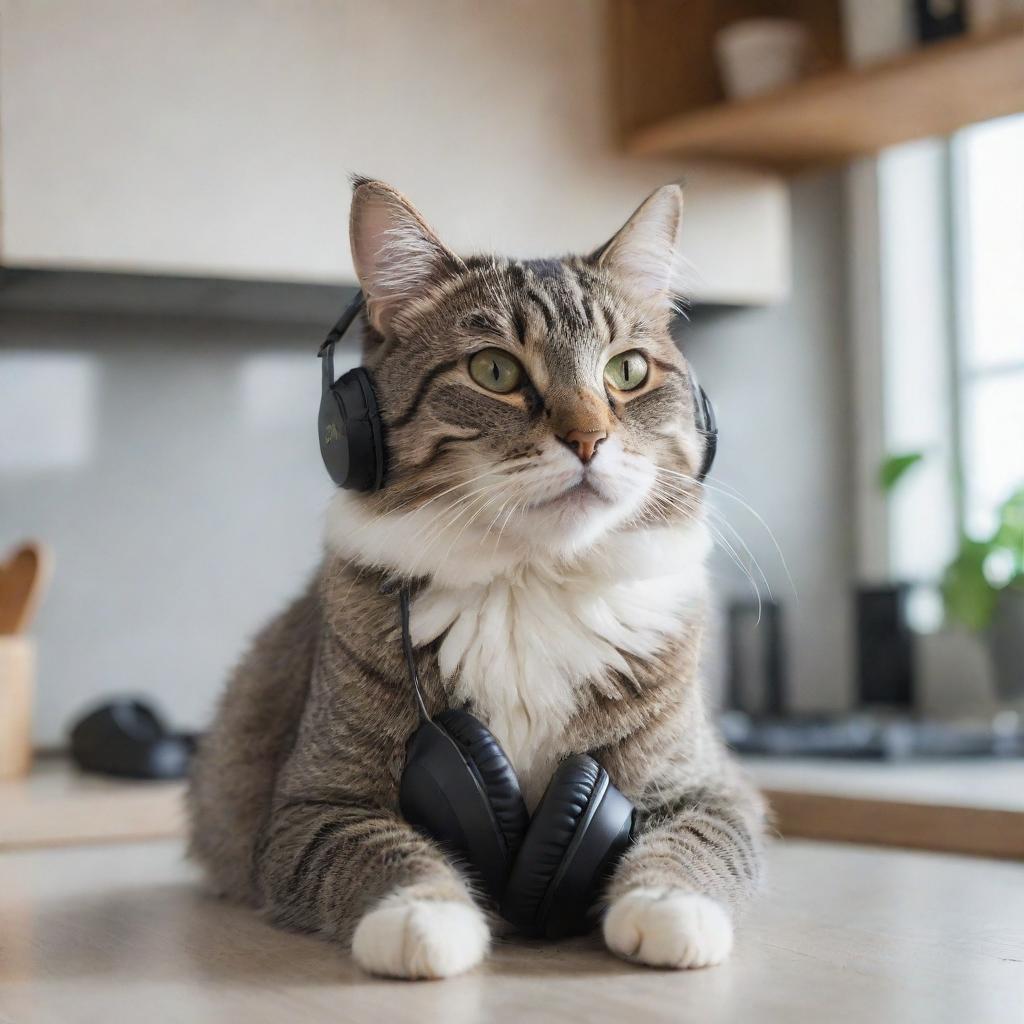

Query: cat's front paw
[[603, 889, 733, 969], [351, 893, 489, 980]]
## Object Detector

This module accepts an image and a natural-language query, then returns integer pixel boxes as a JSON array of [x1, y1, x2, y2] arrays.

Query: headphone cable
[[399, 585, 430, 723]]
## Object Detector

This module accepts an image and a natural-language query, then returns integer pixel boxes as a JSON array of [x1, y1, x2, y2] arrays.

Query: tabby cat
[[188, 178, 765, 979]]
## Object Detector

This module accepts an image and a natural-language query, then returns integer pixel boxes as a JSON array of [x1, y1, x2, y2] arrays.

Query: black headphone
[[316, 292, 719, 937], [395, 587, 634, 938], [317, 293, 386, 490], [318, 290, 718, 493]]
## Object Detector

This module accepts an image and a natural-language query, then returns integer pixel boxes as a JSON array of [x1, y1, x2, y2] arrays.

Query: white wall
[[688, 173, 854, 713], [0, 0, 788, 303], [1, 306, 349, 746]]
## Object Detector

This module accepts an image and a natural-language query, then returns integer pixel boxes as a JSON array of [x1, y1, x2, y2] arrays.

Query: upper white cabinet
[[0, 0, 789, 305]]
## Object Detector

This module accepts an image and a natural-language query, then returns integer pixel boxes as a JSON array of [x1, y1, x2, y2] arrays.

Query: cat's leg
[[255, 800, 488, 979], [603, 789, 763, 970]]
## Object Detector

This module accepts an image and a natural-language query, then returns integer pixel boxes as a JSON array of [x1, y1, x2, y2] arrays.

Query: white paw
[[603, 889, 733, 969], [351, 895, 489, 980]]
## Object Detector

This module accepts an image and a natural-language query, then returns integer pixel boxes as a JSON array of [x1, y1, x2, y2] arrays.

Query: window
[[953, 114, 1024, 539]]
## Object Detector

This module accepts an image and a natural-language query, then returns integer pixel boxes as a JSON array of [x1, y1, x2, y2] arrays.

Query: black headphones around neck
[[395, 586, 634, 938], [316, 290, 718, 937]]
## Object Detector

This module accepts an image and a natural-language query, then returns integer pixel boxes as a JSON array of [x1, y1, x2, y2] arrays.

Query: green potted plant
[[879, 453, 1024, 706], [942, 487, 1024, 704]]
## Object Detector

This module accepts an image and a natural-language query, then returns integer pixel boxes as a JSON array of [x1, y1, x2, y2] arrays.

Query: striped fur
[[188, 179, 766, 978]]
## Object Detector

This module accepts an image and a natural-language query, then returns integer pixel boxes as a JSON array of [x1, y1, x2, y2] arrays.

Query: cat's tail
[[187, 580, 320, 904]]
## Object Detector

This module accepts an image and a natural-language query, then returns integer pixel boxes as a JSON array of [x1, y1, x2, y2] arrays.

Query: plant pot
[[987, 586, 1024, 702]]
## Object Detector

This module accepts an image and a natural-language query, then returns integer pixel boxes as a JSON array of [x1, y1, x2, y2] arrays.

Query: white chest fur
[[409, 525, 710, 805], [326, 492, 711, 807]]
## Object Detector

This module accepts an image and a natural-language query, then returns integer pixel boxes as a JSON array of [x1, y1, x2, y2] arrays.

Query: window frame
[[948, 115, 1024, 541]]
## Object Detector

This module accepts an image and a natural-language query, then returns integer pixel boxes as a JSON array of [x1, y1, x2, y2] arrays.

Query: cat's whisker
[[656, 466, 797, 601], [386, 493, 488, 579], [369, 457, 533, 527], [636, 489, 694, 535], [384, 465, 508, 518], [631, 497, 676, 534], [409, 504, 485, 574], [702, 511, 773, 606], [493, 495, 525, 552], [327, 465, 497, 553], [443, 490, 502, 564], [413, 483, 505, 571], [475, 491, 516, 557], [417, 491, 497, 572], [655, 474, 774, 605], [653, 488, 763, 620], [477, 493, 513, 554], [405, 477, 509, 549]]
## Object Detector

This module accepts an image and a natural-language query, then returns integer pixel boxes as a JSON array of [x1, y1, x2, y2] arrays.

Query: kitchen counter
[[3, 754, 1023, 859], [1, 836, 1021, 1024]]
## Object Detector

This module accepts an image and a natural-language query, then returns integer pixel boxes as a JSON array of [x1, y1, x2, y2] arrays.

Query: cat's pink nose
[[560, 429, 607, 464]]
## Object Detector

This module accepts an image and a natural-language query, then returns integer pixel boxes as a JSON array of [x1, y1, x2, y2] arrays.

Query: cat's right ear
[[589, 184, 684, 308], [349, 178, 464, 336]]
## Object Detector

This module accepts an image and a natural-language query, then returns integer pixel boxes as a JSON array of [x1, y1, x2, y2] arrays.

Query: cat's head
[[330, 178, 708, 577]]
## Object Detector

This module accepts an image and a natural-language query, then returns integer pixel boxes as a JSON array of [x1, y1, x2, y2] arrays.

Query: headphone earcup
[[436, 709, 529, 862], [399, 713, 526, 904], [318, 367, 385, 491], [318, 388, 352, 488], [695, 382, 717, 482], [501, 755, 635, 939]]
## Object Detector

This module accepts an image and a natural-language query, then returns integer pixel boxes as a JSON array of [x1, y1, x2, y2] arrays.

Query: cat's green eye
[[604, 350, 649, 392], [469, 348, 523, 394]]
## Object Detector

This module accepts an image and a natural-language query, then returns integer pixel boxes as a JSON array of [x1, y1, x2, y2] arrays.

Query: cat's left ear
[[590, 184, 684, 304], [349, 177, 465, 336]]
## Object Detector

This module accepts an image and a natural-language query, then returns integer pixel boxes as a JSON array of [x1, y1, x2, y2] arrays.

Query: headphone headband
[[318, 291, 367, 358]]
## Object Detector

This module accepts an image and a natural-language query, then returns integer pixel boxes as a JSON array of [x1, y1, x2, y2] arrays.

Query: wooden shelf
[[624, 20, 1024, 172]]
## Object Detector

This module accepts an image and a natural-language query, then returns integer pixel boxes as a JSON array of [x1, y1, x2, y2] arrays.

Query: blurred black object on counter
[[70, 698, 198, 779], [728, 599, 786, 717], [856, 584, 916, 708], [914, 0, 966, 44]]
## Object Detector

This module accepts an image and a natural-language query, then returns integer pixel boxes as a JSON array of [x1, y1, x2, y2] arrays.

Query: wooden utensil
[[0, 542, 52, 635]]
